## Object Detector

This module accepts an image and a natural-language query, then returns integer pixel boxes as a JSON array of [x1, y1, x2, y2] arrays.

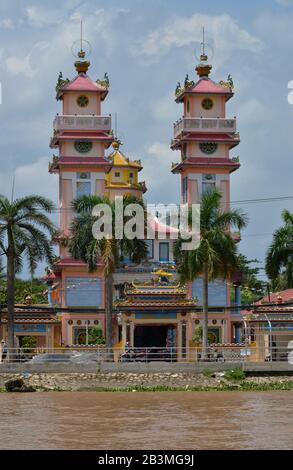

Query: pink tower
[[171, 44, 242, 344], [48, 47, 113, 346]]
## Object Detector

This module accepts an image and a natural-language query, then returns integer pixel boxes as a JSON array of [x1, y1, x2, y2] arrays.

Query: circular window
[[212, 319, 217, 325], [77, 95, 89, 107], [202, 98, 213, 110], [77, 320, 82, 325], [194, 319, 200, 325], [199, 142, 218, 154], [94, 320, 99, 325], [74, 141, 93, 154], [68, 320, 73, 325]]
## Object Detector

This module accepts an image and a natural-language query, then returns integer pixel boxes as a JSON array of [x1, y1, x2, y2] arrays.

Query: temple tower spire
[[171, 35, 241, 343]]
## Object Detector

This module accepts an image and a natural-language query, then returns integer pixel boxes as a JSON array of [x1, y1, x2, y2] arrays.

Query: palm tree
[[174, 189, 248, 358], [265, 209, 293, 288], [0, 195, 56, 350], [69, 194, 148, 350]]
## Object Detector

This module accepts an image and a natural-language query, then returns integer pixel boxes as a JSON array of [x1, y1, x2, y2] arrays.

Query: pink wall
[[62, 92, 101, 115]]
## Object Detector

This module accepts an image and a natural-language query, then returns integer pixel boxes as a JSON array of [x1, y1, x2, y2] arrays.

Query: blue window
[[159, 242, 169, 262], [65, 277, 102, 307], [145, 239, 154, 259], [76, 181, 91, 198], [192, 278, 227, 307], [202, 174, 216, 194], [76, 172, 91, 198]]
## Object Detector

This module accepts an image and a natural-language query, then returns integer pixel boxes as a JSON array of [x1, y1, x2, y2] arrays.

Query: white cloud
[[5, 41, 49, 78], [0, 18, 14, 29], [26, 6, 65, 27], [6, 55, 35, 78], [134, 13, 263, 65]]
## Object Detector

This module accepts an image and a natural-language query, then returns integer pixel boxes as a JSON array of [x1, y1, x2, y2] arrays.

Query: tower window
[[145, 239, 154, 259], [202, 173, 216, 194], [199, 142, 217, 155], [77, 95, 89, 107], [202, 98, 213, 110], [159, 242, 169, 262], [76, 182, 91, 198], [74, 141, 93, 154], [76, 172, 91, 198], [186, 99, 190, 113], [115, 172, 120, 177]]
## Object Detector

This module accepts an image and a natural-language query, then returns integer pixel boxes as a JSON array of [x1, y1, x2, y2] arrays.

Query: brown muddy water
[[0, 391, 293, 450]]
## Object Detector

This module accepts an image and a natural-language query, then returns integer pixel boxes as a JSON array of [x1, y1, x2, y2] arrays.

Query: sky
[[0, 0, 293, 279]]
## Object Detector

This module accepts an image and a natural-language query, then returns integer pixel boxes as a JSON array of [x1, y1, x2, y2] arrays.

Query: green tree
[[174, 189, 248, 358], [233, 254, 266, 304], [0, 195, 55, 349], [0, 277, 48, 305], [69, 194, 148, 350], [265, 210, 293, 288]]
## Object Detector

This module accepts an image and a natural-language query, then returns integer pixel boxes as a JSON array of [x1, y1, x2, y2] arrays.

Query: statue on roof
[[55, 72, 70, 92], [175, 81, 182, 96], [184, 74, 195, 89], [219, 74, 234, 91], [97, 72, 110, 89], [227, 74, 234, 89]]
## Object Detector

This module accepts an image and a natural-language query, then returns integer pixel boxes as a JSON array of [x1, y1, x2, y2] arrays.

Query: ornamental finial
[[71, 20, 91, 74], [195, 27, 212, 77], [112, 138, 121, 151]]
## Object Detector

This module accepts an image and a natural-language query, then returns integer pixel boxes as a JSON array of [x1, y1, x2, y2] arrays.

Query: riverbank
[[1, 370, 293, 392]]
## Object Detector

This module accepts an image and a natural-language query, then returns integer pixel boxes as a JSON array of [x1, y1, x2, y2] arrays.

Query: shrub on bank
[[224, 368, 246, 381]]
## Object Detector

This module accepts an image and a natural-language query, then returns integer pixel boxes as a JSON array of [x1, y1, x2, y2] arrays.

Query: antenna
[[114, 112, 118, 139], [80, 20, 83, 52], [11, 174, 15, 203], [201, 27, 205, 56]]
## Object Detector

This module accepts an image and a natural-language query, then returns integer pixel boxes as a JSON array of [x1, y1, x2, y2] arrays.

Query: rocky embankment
[[1, 371, 293, 392]]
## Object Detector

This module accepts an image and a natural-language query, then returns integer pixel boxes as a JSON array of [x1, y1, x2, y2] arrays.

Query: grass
[[202, 368, 214, 378], [224, 368, 246, 381], [2, 382, 293, 392]]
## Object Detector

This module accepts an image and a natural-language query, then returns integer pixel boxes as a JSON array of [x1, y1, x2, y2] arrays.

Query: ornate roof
[[0, 306, 61, 324], [171, 157, 240, 174], [107, 140, 142, 170], [175, 77, 233, 103], [115, 277, 198, 311], [50, 131, 113, 149], [56, 73, 109, 101], [105, 140, 146, 193]]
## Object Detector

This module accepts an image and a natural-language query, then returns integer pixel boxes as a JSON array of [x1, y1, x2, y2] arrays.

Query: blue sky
[[0, 0, 293, 279]]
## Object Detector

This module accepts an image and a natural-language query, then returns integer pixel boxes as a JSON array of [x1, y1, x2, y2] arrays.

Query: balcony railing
[[53, 114, 112, 132], [174, 117, 236, 138]]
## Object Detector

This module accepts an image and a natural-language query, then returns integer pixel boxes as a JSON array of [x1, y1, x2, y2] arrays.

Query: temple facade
[[42, 40, 244, 351]]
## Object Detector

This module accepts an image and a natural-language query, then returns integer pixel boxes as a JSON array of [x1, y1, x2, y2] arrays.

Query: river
[[0, 391, 293, 449]]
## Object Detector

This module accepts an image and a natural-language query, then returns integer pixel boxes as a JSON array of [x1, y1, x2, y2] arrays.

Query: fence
[[0, 344, 292, 364]]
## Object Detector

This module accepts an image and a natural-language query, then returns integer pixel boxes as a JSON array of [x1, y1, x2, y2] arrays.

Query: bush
[[202, 368, 214, 378], [224, 368, 246, 381]]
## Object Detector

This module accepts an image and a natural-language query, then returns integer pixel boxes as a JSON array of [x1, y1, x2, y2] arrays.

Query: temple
[[1, 33, 246, 353]]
